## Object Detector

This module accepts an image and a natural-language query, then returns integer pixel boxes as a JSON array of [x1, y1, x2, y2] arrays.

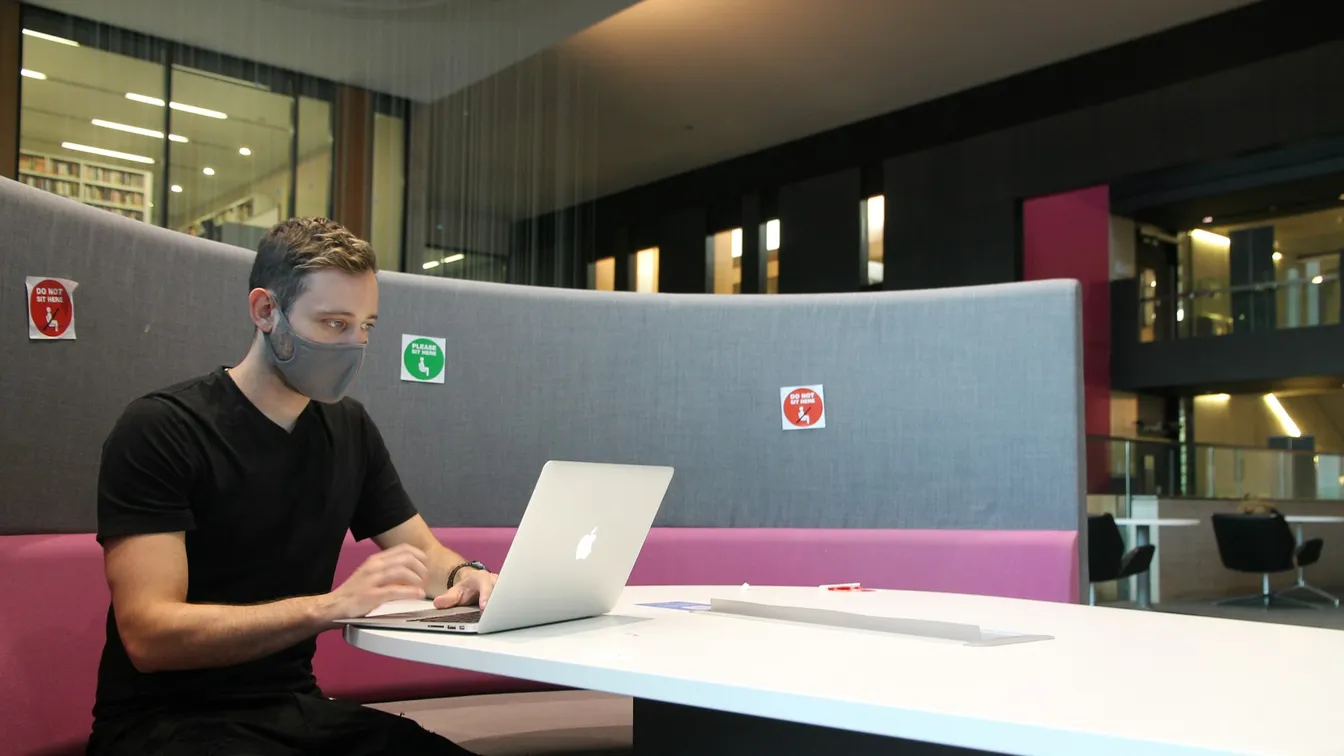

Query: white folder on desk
[[708, 597, 1053, 646]]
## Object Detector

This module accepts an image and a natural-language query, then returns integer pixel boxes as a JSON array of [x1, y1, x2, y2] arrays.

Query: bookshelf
[[18, 150, 154, 224]]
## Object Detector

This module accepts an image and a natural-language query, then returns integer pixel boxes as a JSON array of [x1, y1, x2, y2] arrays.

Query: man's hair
[[249, 217, 378, 310]]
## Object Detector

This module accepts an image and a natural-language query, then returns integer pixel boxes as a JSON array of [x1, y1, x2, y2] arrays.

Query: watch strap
[[447, 560, 486, 589]]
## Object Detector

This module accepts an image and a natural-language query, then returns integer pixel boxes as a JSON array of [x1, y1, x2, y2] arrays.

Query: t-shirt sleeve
[[96, 397, 199, 544], [349, 405, 419, 541]]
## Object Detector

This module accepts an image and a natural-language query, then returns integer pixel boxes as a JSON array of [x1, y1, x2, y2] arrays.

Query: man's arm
[[372, 514, 496, 608], [373, 514, 466, 596], [106, 531, 429, 673]]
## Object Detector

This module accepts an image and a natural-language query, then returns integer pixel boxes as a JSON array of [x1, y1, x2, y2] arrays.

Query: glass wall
[[14, 8, 404, 254], [864, 195, 884, 286], [168, 67, 295, 249], [589, 257, 615, 290], [370, 98, 406, 273], [632, 247, 659, 293], [764, 219, 780, 293], [1141, 205, 1344, 340], [709, 228, 742, 294], [18, 27, 165, 224]]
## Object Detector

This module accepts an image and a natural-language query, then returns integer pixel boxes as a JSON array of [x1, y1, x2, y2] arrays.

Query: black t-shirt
[[92, 368, 418, 723]]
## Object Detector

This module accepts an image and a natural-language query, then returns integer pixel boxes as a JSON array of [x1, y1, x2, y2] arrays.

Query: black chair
[[1087, 513, 1156, 606], [1210, 513, 1324, 609]]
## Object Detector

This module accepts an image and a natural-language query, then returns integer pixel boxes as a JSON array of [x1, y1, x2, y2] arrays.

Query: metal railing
[[1137, 275, 1341, 341], [1087, 435, 1344, 509]]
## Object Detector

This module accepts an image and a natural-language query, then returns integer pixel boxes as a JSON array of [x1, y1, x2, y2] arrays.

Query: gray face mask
[[263, 293, 366, 404]]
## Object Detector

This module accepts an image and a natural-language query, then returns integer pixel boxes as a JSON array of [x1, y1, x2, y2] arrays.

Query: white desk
[[344, 585, 1344, 755], [1112, 518, 1200, 609], [1283, 515, 1344, 607]]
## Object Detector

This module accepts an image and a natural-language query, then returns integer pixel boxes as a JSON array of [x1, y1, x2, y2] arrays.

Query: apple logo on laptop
[[575, 527, 597, 560]]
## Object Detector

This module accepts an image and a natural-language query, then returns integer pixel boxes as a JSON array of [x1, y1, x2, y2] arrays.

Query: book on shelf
[[18, 149, 153, 224]]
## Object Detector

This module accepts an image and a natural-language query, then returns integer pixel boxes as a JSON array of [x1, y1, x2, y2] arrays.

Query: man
[[87, 218, 495, 755]]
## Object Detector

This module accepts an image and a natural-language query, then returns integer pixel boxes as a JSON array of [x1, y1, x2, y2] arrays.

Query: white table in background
[[344, 585, 1344, 755], [1283, 515, 1344, 607], [1112, 518, 1200, 609]]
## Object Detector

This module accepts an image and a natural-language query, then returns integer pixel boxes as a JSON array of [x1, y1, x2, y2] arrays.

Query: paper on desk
[[707, 597, 1052, 646]]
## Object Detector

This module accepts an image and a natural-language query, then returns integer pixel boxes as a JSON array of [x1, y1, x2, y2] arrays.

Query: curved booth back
[[0, 177, 1085, 753]]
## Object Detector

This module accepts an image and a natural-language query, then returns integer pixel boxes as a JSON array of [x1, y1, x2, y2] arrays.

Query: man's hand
[[317, 543, 431, 622], [433, 567, 498, 610]]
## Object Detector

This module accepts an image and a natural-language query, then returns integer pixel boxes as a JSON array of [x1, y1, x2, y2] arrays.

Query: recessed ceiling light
[[61, 142, 154, 165], [1202, 216, 1213, 224], [1272, 251, 1283, 262], [170, 185, 183, 193], [169, 134, 189, 143], [202, 167, 215, 176], [1312, 275, 1325, 285], [92, 119, 163, 139], [422, 260, 441, 270], [19, 69, 46, 80], [170, 102, 227, 119], [239, 147, 252, 156], [124, 92, 227, 119], [125, 92, 166, 107], [442, 254, 465, 264], [22, 29, 79, 46]]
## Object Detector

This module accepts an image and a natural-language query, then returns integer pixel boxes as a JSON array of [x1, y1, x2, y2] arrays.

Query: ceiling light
[[22, 29, 78, 46], [422, 260, 441, 270], [92, 119, 163, 139], [1202, 216, 1214, 224], [170, 185, 183, 193], [125, 92, 166, 107], [442, 253, 465, 264], [125, 92, 228, 119], [169, 134, 189, 143], [1176, 308, 1185, 322], [61, 142, 154, 165], [1264, 393, 1301, 438], [1149, 280, 1157, 288], [170, 101, 227, 119], [238, 147, 252, 156], [20, 69, 46, 80], [1272, 251, 1283, 262], [1190, 229, 1230, 248], [1312, 275, 1324, 285], [1198, 393, 1231, 402], [202, 167, 215, 176]]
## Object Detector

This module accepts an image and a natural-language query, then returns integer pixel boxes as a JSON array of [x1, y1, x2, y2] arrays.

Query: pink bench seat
[[0, 527, 1076, 754]]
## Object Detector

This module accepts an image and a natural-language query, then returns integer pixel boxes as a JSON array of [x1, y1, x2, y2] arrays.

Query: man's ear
[[247, 288, 277, 332]]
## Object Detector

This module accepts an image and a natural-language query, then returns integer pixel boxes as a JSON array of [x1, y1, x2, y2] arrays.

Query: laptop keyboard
[[410, 610, 482, 624]]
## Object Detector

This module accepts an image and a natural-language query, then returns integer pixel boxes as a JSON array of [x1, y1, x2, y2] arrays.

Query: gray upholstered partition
[[1, 178, 1084, 537]]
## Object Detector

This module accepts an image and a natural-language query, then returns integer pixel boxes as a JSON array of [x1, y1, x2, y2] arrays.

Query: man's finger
[[433, 586, 465, 609], [477, 575, 495, 608]]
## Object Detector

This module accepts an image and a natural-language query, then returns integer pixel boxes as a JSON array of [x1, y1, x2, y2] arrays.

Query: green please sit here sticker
[[400, 335, 446, 384]]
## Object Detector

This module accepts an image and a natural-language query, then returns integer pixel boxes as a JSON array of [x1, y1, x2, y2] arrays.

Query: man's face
[[283, 269, 379, 345]]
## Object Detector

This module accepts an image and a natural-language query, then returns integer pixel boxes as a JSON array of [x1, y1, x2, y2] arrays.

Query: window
[[18, 27, 165, 224], [709, 228, 742, 294], [764, 219, 780, 294], [370, 99, 406, 272], [294, 96, 333, 220], [168, 67, 295, 248], [864, 195, 884, 286], [589, 257, 615, 291], [632, 247, 659, 293]]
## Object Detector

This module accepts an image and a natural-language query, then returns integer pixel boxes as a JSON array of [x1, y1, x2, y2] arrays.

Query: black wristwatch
[[447, 560, 487, 589]]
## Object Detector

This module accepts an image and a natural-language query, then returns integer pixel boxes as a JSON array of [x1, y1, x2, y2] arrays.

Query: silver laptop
[[337, 460, 673, 635]]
